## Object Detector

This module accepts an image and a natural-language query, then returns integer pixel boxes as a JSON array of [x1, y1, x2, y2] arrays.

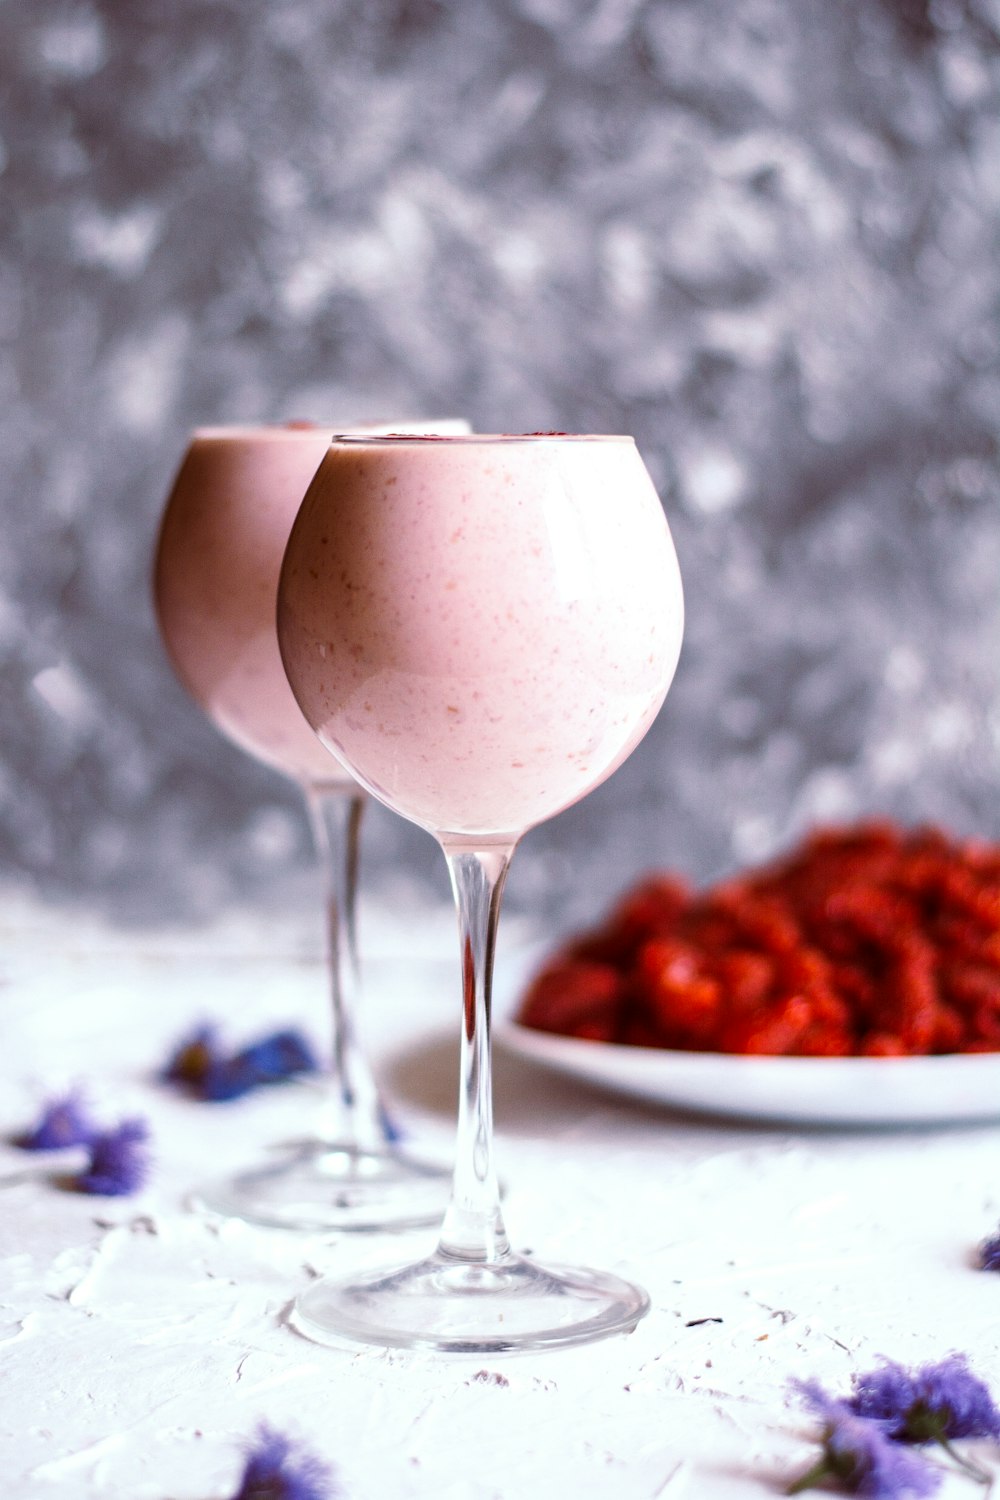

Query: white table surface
[[3, 894, 999, 1500]]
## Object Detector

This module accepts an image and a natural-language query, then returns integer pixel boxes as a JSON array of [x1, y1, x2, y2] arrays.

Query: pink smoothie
[[278, 435, 684, 838]]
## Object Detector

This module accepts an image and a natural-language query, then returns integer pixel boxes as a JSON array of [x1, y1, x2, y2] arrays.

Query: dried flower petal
[[789, 1382, 940, 1497], [72, 1118, 151, 1197], [162, 1025, 318, 1101], [200, 1055, 262, 1102], [850, 1354, 1000, 1442], [232, 1424, 335, 1500], [978, 1230, 1000, 1271], [232, 1030, 319, 1086], [14, 1092, 95, 1150]]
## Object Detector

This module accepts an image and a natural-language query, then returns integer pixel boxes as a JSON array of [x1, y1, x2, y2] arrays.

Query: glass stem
[[303, 783, 387, 1155], [436, 844, 514, 1265]]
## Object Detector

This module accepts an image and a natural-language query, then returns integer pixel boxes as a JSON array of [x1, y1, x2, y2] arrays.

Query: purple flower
[[233, 1030, 319, 1087], [72, 1118, 151, 1196], [789, 1382, 940, 1497], [231, 1424, 335, 1500], [849, 1355, 1000, 1444], [200, 1055, 262, 1103], [14, 1092, 95, 1150], [978, 1230, 1000, 1271], [162, 1025, 318, 1101]]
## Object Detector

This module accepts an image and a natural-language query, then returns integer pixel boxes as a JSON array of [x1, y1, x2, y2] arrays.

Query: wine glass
[[277, 433, 684, 1351], [153, 421, 468, 1232]]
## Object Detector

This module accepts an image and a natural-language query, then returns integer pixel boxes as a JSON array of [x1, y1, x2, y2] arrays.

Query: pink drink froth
[[279, 435, 684, 839]]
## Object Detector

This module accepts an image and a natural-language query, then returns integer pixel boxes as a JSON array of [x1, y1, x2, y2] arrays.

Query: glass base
[[195, 1139, 452, 1233], [292, 1249, 650, 1352]]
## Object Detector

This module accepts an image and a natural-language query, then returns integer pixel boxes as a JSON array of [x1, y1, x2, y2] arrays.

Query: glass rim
[[191, 424, 333, 441], [189, 420, 468, 442], [328, 432, 636, 445]]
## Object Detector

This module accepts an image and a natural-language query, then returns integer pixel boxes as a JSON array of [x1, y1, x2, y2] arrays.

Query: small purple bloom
[[849, 1355, 1000, 1443], [162, 1025, 318, 1101], [15, 1093, 95, 1150], [72, 1118, 150, 1197], [231, 1424, 335, 1500], [234, 1030, 319, 1086], [789, 1383, 940, 1497], [200, 1055, 262, 1102], [978, 1230, 1000, 1271], [820, 1408, 940, 1498]]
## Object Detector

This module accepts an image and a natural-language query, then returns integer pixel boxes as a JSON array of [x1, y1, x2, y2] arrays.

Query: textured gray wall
[[2, 0, 999, 929]]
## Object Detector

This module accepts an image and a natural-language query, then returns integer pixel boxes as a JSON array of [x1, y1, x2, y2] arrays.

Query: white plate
[[494, 951, 1000, 1126]]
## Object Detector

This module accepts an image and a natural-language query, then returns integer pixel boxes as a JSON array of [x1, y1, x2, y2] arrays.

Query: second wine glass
[[154, 421, 463, 1231]]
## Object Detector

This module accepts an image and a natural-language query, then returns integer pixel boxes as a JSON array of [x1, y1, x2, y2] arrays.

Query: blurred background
[[1, 0, 998, 937]]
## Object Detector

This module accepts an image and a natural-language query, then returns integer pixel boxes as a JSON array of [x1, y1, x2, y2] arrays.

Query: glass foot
[[195, 1139, 452, 1233], [292, 1249, 650, 1352]]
